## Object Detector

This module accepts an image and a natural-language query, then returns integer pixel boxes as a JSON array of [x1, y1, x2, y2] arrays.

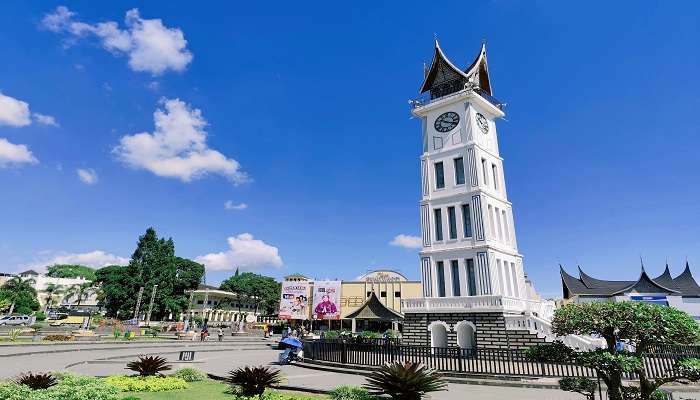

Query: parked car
[[0, 315, 34, 326]]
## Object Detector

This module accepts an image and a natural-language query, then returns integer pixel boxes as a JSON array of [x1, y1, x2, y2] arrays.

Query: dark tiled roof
[[345, 292, 403, 321], [561, 263, 700, 298], [19, 269, 39, 276]]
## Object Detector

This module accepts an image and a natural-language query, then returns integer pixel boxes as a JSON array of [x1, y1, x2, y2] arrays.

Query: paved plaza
[[0, 340, 698, 399]]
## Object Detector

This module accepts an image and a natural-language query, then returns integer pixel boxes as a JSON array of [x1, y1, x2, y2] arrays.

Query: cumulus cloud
[[114, 98, 247, 183], [21, 250, 129, 272], [42, 6, 193, 75], [34, 113, 59, 127], [77, 168, 98, 184], [224, 200, 248, 210], [0, 93, 31, 127], [390, 234, 422, 249], [0, 92, 58, 128], [0, 138, 38, 167], [196, 233, 283, 271]]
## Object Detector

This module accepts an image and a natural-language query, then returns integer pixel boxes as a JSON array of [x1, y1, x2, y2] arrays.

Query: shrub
[[226, 366, 283, 396], [524, 341, 574, 363], [16, 372, 57, 389], [0, 383, 35, 400], [364, 362, 446, 400], [173, 367, 206, 382], [126, 355, 172, 377], [383, 330, 400, 339], [113, 329, 122, 340], [103, 375, 187, 392], [325, 330, 340, 339], [558, 377, 596, 400], [8, 328, 23, 342], [359, 331, 381, 339], [43, 335, 73, 342], [34, 312, 46, 322], [0, 373, 119, 400], [329, 385, 376, 400]]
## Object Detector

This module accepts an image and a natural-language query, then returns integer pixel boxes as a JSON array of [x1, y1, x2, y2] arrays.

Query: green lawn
[[118, 381, 327, 400]]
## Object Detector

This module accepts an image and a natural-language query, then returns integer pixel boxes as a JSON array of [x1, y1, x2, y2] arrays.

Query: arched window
[[428, 321, 448, 348], [455, 321, 476, 349]]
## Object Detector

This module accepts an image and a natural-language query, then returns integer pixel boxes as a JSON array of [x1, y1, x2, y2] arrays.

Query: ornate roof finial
[[640, 255, 645, 272]]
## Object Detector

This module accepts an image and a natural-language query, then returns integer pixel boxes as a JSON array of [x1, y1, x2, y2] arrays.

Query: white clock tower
[[410, 41, 526, 302]]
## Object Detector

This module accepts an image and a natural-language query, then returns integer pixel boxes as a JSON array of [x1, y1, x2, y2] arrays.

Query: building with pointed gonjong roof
[[560, 262, 700, 320]]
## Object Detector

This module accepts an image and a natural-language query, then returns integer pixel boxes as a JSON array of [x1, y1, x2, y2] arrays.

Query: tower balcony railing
[[409, 85, 504, 110], [401, 295, 546, 314]]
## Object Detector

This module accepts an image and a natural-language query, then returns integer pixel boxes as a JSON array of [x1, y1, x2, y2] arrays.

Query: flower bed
[[103, 376, 187, 392]]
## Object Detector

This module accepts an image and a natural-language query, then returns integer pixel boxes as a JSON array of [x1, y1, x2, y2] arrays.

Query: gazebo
[[345, 292, 403, 333]]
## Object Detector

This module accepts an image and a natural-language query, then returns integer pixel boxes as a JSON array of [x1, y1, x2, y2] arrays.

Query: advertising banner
[[279, 280, 309, 320], [312, 280, 342, 320]]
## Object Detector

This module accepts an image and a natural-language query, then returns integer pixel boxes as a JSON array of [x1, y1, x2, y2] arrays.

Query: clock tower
[[411, 40, 525, 301], [400, 41, 555, 350]]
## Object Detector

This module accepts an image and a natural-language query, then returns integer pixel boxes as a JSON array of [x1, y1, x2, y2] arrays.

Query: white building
[[399, 42, 589, 350], [17, 269, 98, 309]]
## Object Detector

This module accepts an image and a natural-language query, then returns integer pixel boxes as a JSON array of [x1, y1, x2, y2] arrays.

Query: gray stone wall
[[402, 312, 547, 350]]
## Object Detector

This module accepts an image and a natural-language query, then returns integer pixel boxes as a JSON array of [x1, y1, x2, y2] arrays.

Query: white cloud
[[224, 200, 248, 210], [21, 250, 129, 272], [34, 113, 59, 127], [390, 234, 422, 249], [42, 6, 193, 75], [77, 168, 98, 184], [0, 92, 58, 128], [0, 138, 38, 167], [0, 93, 31, 127], [196, 233, 283, 271], [114, 98, 247, 183]]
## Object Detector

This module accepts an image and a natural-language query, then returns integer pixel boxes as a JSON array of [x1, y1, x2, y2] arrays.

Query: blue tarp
[[280, 337, 303, 348]]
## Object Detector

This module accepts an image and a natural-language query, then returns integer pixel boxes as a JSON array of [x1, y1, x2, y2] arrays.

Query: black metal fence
[[303, 341, 697, 379]]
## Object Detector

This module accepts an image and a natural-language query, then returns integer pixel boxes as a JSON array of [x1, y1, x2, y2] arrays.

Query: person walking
[[217, 327, 224, 342]]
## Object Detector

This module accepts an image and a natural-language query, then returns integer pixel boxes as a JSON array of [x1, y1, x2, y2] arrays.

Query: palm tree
[[64, 282, 96, 309], [2, 277, 36, 315], [43, 283, 64, 312]]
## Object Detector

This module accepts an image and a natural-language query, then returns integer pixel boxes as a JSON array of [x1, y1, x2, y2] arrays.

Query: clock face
[[434, 112, 460, 133], [475, 113, 489, 133]]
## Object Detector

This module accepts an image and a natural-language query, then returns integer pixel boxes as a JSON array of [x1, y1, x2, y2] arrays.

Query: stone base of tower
[[402, 311, 547, 350]]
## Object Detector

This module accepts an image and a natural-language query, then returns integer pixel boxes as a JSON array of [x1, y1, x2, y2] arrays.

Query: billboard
[[312, 280, 341, 320], [279, 281, 309, 320]]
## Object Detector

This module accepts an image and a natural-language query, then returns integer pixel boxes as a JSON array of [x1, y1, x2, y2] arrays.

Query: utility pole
[[145, 284, 158, 326], [133, 286, 145, 320]]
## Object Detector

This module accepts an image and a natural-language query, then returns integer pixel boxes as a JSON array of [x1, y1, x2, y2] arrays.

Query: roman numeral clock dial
[[434, 111, 460, 133]]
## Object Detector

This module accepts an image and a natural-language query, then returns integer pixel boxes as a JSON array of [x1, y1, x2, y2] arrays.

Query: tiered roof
[[560, 262, 700, 298], [419, 40, 492, 97]]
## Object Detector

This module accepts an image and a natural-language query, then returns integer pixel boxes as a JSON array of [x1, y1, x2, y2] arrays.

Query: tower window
[[394, 291, 401, 297], [447, 206, 457, 240], [466, 258, 476, 296], [436, 261, 446, 297], [380, 291, 387, 298], [435, 162, 445, 189], [481, 158, 489, 186], [451, 260, 461, 296], [454, 157, 465, 185], [434, 208, 443, 241], [462, 204, 473, 238], [492, 164, 499, 191]]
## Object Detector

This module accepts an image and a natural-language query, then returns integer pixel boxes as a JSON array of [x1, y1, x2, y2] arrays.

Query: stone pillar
[[351, 318, 357, 333]]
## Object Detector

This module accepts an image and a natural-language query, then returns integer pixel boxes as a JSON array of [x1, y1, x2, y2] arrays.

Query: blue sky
[[1, 1, 699, 297]]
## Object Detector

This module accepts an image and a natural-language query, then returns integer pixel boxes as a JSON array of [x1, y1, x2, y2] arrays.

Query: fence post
[[341, 341, 347, 365]]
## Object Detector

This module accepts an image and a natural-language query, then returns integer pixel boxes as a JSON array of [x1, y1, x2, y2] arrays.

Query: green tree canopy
[[0, 277, 39, 315], [219, 272, 281, 315], [529, 302, 700, 400], [93, 228, 204, 320], [46, 264, 97, 281]]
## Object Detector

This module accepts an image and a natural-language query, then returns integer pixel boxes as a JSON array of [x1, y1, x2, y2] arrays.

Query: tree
[[93, 228, 204, 320], [46, 264, 97, 281], [64, 281, 97, 308], [219, 272, 281, 315], [527, 302, 700, 400], [0, 277, 39, 315], [43, 283, 64, 311]]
